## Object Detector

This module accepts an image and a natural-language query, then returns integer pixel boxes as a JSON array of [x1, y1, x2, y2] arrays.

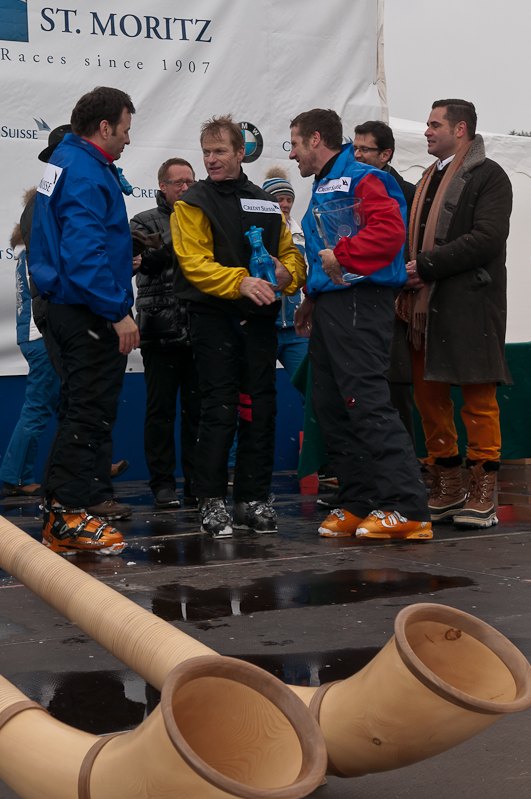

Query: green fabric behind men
[[291, 356, 327, 480], [294, 343, 531, 479]]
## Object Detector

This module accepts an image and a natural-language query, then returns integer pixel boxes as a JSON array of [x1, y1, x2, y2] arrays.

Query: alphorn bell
[[290, 602, 531, 776], [0, 656, 327, 799], [0, 518, 530, 782]]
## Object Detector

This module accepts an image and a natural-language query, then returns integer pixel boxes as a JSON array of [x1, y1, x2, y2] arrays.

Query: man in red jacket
[[291, 108, 431, 540]]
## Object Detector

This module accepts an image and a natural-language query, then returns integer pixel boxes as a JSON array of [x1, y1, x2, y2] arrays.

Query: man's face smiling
[[202, 129, 244, 182], [289, 126, 318, 178], [160, 163, 195, 206], [425, 107, 459, 161], [105, 108, 131, 160], [353, 132, 390, 169]]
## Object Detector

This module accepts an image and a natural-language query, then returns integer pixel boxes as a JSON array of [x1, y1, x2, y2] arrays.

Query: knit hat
[[262, 166, 295, 199]]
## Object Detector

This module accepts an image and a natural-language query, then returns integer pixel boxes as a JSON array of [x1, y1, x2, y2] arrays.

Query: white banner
[[0, 0, 382, 374]]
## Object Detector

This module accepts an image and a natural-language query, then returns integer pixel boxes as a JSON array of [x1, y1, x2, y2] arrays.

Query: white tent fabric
[[390, 117, 531, 344], [391, 116, 531, 178]]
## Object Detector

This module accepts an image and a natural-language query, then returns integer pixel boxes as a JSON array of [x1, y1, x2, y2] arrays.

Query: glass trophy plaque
[[312, 197, 365, 284]]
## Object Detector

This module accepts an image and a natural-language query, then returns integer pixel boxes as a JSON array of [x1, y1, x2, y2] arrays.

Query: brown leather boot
[[453, 463, 498, 528], [427, 464, 466, 522]]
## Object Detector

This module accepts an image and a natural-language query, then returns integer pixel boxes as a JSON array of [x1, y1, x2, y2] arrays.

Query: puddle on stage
[[150, 567, 475, 623]]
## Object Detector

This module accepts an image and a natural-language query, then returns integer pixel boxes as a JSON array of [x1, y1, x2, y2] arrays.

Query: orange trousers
[[411, 343, 501, 464]]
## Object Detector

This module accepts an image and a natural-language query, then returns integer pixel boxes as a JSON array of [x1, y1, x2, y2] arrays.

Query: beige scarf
[[405, 141, 472, 350]]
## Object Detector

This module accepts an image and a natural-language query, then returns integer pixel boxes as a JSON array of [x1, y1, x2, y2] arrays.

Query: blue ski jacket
[[29, 134, 133, 322]]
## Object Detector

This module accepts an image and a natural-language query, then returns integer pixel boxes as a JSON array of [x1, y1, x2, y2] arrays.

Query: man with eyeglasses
[[353, 121, 416, 217], [353, 121, 417, 448], [130, 158, 201, 508]]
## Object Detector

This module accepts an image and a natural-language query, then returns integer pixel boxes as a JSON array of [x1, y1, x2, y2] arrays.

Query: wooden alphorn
[[0, 519, 530, 782]]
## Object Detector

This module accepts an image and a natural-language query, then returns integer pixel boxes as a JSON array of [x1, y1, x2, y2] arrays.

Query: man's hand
[[239, 276, 277, 306], [132, 255, 142, 273], [112, 315, 140, 355], [318, 248, 350, 286], [404, 260, 426, 290], [294, 296, 315, 338], [131, 230, 162, 256], [272, 257, 292, 291]]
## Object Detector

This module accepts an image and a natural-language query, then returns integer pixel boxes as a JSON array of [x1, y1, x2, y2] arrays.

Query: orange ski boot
[[356, 510, 432, 540], [318, 508, 365, 537], [42, 501, 125, 554]]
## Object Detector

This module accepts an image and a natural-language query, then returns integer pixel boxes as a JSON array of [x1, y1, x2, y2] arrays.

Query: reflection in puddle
[[237, 647, 382, 687], [125, 535, 278, 566], [13, 669, 146, 734], [151, 568, 475, 623], [11, 646, 382, 734]]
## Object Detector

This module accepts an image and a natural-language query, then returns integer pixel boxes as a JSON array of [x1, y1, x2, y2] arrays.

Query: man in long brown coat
[[399, 99, 512, 529]]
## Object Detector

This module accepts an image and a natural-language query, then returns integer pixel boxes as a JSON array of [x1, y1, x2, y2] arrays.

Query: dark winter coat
[[130, 192, 190, 348], [385, 164, 416, 221], [389, 135, 513, 385]]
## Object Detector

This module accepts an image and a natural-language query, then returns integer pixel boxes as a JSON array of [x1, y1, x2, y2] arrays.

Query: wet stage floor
[[0, 472, 530, 798]]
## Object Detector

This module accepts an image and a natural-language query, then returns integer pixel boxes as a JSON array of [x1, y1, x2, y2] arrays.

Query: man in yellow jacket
[[172, 115, 306, 538]]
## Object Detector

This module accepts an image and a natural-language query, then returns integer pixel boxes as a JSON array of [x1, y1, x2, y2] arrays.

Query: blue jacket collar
[[313, 143, 381, 188], [60, 133, 113, 167], [313, 143, 354, 187]]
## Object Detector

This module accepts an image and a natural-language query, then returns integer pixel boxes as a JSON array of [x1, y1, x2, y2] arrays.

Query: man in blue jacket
[[290, 108, 430, 540], [29, 86, 139, 554]]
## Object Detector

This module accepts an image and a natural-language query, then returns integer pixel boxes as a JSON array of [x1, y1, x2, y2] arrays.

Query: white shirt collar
[[437, 154, 455, 171]]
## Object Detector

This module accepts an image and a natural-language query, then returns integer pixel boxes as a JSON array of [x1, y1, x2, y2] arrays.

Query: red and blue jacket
[[302, 143, 407, 298]]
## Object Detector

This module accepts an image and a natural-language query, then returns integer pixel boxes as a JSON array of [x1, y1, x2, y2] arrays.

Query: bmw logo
[[239, 121, 264, 163]]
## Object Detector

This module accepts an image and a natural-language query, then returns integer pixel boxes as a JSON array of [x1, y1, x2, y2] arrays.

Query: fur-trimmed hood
[[11, 187, 38, 248], [23, 186, 38, 207], [10, 224, 24, 249]]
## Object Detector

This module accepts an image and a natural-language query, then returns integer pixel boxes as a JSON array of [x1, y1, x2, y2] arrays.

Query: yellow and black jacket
[[171, 170, 306, 318]]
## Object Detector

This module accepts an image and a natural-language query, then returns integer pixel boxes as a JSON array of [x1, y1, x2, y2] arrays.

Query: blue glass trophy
[[245, 225, 281, 298], [312, 197, 365, 284]]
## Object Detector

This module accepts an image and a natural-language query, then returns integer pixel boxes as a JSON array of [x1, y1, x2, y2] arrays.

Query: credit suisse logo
[[1, 116, 49, 140]]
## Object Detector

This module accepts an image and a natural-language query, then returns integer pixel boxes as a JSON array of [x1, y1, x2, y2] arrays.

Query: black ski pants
[[189, 308, 277, 503], [309, 283, 429, 521], [42, 303, 126, 508], [141, 343, 200, 497]]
